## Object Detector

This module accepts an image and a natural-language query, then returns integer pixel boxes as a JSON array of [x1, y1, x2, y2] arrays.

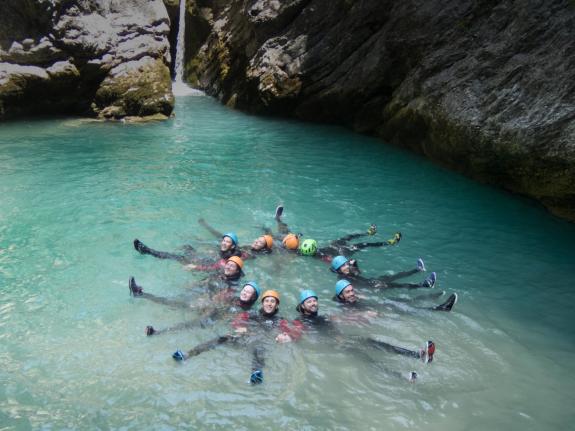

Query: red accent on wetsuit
[[279, 319, 304, 341], [231, 311, 250, 329], [321, 255, 333, 264], [192, 258, 227, 272]]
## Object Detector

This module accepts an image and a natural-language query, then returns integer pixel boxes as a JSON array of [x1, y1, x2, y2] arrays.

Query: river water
[[0, 94, 574, 430]]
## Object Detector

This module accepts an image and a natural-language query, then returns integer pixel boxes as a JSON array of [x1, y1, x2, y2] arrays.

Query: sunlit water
[[1, 95, 574, 430]]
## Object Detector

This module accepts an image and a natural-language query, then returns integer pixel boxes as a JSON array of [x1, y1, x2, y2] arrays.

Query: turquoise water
[[1, 95, 574, 430]]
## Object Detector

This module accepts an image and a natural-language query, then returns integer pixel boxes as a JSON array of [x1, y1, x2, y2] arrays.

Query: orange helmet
[[282, 233, 299, 250], [262, 235, 273, 249], [227, 256, 244, 269], [261, 289, 280, 303]]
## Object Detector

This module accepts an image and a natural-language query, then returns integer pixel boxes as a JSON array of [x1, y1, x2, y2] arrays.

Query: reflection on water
[[0, 96, 574, 430]]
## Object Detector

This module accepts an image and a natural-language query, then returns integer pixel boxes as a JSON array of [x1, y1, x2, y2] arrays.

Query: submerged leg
[[146, 311, 221, 336], [364, 338, 435, 363], [250, 345, 266, 384], [129, 277, 192, 308], [133, 239, 190, 263], [172, 334, 240, 361]]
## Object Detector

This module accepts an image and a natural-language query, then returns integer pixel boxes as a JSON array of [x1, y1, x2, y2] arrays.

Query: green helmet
[[299, 239, 318, 256]]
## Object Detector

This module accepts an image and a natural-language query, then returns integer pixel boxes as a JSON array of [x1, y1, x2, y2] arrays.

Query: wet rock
[[0, 0, 174, 119], [182, 0, 575, 221]]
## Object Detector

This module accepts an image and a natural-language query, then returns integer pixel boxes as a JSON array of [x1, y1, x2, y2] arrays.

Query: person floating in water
[[333, 279, 458, 315], [136, 281, 262, 336], [330, 255, 437, 290], [172, 290, 303, 385], [264, 205, 401, 259], [294, 290, 435, 381], [133, 229, 244, 272], [129, 255, 246, 305]]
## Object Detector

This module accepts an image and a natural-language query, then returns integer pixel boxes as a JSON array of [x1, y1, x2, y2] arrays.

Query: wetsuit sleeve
[[279, 319, 305, 341]]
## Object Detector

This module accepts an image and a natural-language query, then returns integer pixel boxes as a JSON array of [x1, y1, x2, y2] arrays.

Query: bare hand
[[235, 327, 247, 334], [275, 333, 292, 343]]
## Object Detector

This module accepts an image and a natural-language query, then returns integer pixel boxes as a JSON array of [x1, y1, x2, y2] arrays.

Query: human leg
[[172, 334, 240, 361], [133, 239, 191, 263]]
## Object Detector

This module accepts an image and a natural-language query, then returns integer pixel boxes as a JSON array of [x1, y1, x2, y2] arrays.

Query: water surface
[[0, 95, 574, 430]]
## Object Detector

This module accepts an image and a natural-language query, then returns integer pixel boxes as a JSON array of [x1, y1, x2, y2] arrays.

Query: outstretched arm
[[198, 218, 223, 239]]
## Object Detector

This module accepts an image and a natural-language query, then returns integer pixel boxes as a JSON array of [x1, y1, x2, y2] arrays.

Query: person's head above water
[[296, 289, 318, 315], [330, 256, 359, 275], [282, 233, 299, 250], [239, 281, 261, 304], [221, 232, 239, 252], [224, 256, 244, 278], [251, 235, 273, 252], [260, 290, 280, 316], [299, 239, 318, 256], [335, 279, 357, 303]]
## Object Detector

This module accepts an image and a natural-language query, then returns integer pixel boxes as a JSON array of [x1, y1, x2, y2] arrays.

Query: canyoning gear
[[335, 279, 352, 297], [331, 255, 349, 272], [261, 290, 280, 303], [422, 272, 436, 288], [274, 205, 284, 220], [223, 232, 239, 246], [299, 289, 318, 304], [250, 369, 264, 385], [282, 233, 299, 250], [227, 256, 244, 269], [172, 349, 185, 361], [417, 258, 426, 272], [386, 232, 402, 245], [367, 224, 377, 236], [421, 341, 435, 363], [244, 281, 261, 300], [262, 235, 273, 249], [129, 277, 143, 296], [299, 239, 318, 256], [146, 325, 156, 336], [434, 293, 457, 311]]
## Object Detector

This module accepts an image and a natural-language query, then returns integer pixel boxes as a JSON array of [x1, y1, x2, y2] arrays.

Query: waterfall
[[174, 0, 186, 83], [172, 0, 203, 96]]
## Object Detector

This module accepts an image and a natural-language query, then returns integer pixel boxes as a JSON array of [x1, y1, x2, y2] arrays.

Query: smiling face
[[262, 296, 278, 314], [224, 260, 240, 277], [301, 297, 318, 314], [240, 285, 256, 302], [340, 284, 357, 303], [220, 236, 235, 252], [251, 236, 266, 251]]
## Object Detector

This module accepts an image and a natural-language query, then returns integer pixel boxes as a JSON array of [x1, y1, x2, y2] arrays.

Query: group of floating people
[[129, 206, 457, 384]]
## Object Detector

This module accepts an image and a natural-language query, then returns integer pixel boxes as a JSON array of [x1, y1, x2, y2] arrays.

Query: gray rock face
[[0, 0, 174, 119], [183, 0, 575, 221]]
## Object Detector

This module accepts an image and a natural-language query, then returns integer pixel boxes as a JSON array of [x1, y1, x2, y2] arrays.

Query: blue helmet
[[299, 289, 318, 304], [222, 232, 238, 246], [335, 279, 352, 296], [331, 256, 349, 272], [244, 281, 261, 300]]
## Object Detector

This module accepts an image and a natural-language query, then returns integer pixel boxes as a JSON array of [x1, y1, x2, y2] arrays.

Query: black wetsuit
[[296, 310, 425, 361], [178, 308, 298, 377], [334, 291, 454, 312], [147, 295, 256, 336], [337, 268, 426, 290], [133, 238, 243, 266]]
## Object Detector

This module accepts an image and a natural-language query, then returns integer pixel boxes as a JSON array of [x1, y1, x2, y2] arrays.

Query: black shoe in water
[[133, 239, 149, 254], [434, 293, 457, 311], [250, 369, 264, 385], [145, 325, 156, 336], [274, 205, 284, 221], [129, 277, 143, 296]]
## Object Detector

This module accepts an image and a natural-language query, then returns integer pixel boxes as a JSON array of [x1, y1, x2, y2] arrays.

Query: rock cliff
[[0, 0, 174, 120], [180, 0, 575, 221]]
